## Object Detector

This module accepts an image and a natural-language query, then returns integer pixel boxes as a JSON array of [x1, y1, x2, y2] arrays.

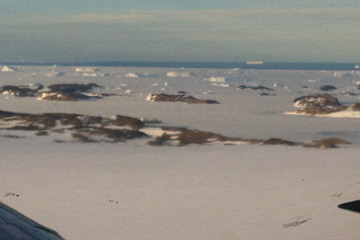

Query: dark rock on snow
[[290, 94, 360, 115], [146, 93, 219, 104], [319, 85, 337, 91], [0, 83, 106, 101], [293, 94, 342, 109], [303, 137, 350, 148], [47, 83, 101, 93], [238, 85, 273, 91], [39, 83, 102, 101], [0, 85, 39, 97], [0, 109, 351, 148], [0, 110, 148, 143]]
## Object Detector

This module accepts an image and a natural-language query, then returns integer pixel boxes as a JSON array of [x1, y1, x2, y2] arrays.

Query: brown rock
[[177, 129, 227, 145], [105, 115, 144, 130], [146, 93, 219, 104], [238, 85, 273, 91], [47, 83, 101, 93], [319, 85, 337, 91], [262, 138, 298, 146], [0, 109, 148, 143], [0, 85, 38, 97], [293, 94, 342, 109], [350, 103, 360, 111], [148, 133, 172, 146], [84, 128, 148, 142], [303, 137, 350, 148]]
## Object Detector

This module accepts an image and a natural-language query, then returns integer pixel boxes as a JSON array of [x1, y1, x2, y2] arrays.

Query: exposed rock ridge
[[0, 110, 350, 148], [146, 93, 219, 104], [286, 94, 360, 117]]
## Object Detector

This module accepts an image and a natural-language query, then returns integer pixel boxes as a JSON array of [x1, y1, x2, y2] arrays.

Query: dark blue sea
[[3, 61, 360, 71]]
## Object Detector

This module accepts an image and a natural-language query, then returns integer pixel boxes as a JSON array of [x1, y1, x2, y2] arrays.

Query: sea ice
[[75, 67, 98, 72], [125, 72, 139, 78], [82, 73, 98, 77], [45, 71, 64, 77], [203, 77, 226, 83]]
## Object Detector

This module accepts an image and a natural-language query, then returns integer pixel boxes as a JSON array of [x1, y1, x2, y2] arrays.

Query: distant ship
[[355, 65, 360, 69], [246, 61, 264, 65]]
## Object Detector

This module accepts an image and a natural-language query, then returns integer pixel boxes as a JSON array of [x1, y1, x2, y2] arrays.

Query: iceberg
[[1, 66, 18, 72]]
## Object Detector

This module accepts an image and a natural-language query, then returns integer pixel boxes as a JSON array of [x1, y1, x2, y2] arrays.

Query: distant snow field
[[1, 65, 360, 240]]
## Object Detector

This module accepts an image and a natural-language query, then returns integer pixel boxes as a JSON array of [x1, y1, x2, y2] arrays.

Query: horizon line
[[1, 61, 359, 71]]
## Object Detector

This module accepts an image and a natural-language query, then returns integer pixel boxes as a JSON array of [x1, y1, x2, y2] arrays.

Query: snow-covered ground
[[1, 66, 360, 239]]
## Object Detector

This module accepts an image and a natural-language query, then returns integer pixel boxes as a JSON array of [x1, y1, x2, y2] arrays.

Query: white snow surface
[[285, 109, 360, 119], [1, 66, 360, 240]]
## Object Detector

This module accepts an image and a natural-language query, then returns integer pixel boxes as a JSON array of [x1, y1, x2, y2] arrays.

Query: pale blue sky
[[0, 0, 359, 63]]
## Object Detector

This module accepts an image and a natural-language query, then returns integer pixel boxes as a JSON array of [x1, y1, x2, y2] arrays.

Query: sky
[[0, 0, 359, 63]]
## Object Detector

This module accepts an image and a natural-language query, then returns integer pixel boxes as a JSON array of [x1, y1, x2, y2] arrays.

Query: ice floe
[[75, 67, 99, 72], [166, 71, 194, 78], [203, 77, 226, 83], [45, 71, 64, 77], [82, 73, 98, 77], [125, 72, 140, 78]]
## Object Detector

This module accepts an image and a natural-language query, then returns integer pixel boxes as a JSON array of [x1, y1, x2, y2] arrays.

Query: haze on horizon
[[0, 0, 359, 63]]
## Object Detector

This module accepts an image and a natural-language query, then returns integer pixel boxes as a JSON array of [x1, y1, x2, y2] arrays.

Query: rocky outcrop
[[148, 127, 242, 146], [147, 127, 349, 148], [146, 93, 219, 104], [286, 94, 360, 117], [0, 85, 42, 97], [350, 103, 360, 111], [0, 110, 148, 143], [287, 94, 346, 115], [303, 137, 350, 148], [73, 128, 147, 143], [0, 109, 351, 148], [104, 115, 144, 130], [47, 83, 100, 93], [261, 138, 298, 146], [319, 85, 337, 91], [0, 83, 108, 101], [293, 94, 342, 109], [38, 83, 102, 101], [237, 85, 273, 91]]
